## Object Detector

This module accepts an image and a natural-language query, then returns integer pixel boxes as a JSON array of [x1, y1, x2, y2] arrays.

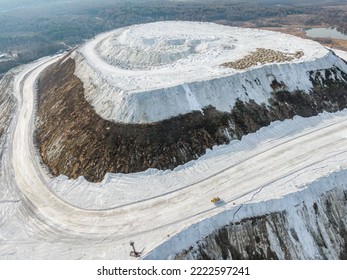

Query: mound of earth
[[36, 21, 347, 182]]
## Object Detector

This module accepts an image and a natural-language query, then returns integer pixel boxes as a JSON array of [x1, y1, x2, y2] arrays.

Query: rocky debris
[[36, 58, 231, 182], [222, 48, 304, 70], [230, 67, 347, 139], [35, 52, 347, 183], [175, 187, 347, 260]]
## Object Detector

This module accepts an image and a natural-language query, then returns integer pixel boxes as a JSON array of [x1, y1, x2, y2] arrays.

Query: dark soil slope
[[36, 55, 347, 182], [36, 58, 230, 182]]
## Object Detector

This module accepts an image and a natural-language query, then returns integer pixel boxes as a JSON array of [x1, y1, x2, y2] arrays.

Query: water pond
[[305, 27, 347, 40]]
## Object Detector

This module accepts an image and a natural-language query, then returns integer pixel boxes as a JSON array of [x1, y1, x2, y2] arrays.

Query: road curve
[[7, 54, 347, 256]]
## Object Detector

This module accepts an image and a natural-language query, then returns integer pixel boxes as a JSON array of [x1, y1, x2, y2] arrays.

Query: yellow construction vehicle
[[211, 197, 221, 204]]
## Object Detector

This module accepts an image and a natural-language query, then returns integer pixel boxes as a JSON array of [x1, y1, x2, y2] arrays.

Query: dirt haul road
[[2, 54, 347, 259]]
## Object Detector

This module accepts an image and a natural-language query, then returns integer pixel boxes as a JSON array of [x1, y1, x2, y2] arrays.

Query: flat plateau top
[[77, 21, 328, 92]]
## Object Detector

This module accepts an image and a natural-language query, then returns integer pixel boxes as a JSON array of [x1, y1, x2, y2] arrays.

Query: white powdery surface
[[72, 21, 347, 124], [50, 108, 347, 210], [143, 171, 347, 260], [2, 50, 347, 259], [334, 48, 347, 61], [48, 108, 347, 259]]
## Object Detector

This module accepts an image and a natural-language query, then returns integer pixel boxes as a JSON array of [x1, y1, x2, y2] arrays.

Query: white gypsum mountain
[[0, 21, 347, 259], [72, 21, 343, 123]]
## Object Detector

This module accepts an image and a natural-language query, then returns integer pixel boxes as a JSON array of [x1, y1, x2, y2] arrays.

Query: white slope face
[[73, 21, 347, 124], [2, 50, 347, 260]]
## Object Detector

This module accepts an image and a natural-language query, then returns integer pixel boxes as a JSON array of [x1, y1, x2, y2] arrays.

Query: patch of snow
[[182, 84, 203, 114], [334, 49, 347, 61]]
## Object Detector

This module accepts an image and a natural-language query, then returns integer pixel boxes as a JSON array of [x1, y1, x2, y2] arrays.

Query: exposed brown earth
[[222, 48, 304, 70], [36, 54, 347, 183], [36, 58, 231, 182]]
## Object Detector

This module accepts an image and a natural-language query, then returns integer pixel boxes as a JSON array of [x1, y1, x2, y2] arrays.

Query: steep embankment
[[36, 58, 229, 182], [37, 55, 347, 182], [3, 47, 347, 259], [175, 182, 347, 260], [35, 22, 347, 182]]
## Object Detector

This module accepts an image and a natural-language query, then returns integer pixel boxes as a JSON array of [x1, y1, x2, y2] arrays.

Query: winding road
[[2, 51, 347, 259]]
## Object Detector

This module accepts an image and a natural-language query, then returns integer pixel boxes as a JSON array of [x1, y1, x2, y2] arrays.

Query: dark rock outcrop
[[175, 187, 347, 260]]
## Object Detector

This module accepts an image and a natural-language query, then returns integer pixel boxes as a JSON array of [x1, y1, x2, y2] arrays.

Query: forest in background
[[1, 0, 347, 76]]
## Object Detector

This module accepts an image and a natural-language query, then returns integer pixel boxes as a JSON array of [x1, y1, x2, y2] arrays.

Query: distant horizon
[[1, 0, 347, 76]]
